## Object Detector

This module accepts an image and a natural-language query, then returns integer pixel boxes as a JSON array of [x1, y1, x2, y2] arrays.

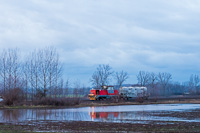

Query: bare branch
[[115, 70, 129, 88], [91, 64, 113, 88], [137, 71, 150, 86]]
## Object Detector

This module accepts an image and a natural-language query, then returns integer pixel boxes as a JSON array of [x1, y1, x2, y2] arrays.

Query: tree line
[[0, 48, 72, 101], [0, 48, 199, 103], [136, 71, 200, 96], [91, 65, 200, 96]]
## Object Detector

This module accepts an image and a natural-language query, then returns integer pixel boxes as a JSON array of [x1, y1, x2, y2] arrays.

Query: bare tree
[[39, 49, 49, 96], [33, 50, 41, 95], [91, 71, 101, 89], [35, 47, 63, 98], [22, 61, 29, 101], [24, 47, 63, 100], [194, 75, 200, 94], [73, 80, 81, 97], [0, 49, 21, 90], [12, 49, 20, 89], [0, 49, 25, 102], [157, 72, 172, 95], [53, 52, 63, 98], [0, 50, 7, 94], [79, 86, 85, 97], [27, 50, 41, 101], [29, 56, 34, 101], [0, 48, 65, 103], [91, 64, 113, 88], [47, 47, 58, 97], [149, 72, 157, 86], [7, 50, 12, 90], [137, 71, 150, 86], [64, 79, 70, 97], [148, 72, 157, 96], [58, 78, 64, 98], [7, 49, 18, 90], [189, 74, 200, 94], [115, 70, 129, 88]]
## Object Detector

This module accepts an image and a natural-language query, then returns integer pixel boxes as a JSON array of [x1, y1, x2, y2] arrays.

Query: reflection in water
[[1, 109, 21, 122], [89, 106, 119, 121], [90, 112, 119, 120], [0, 104, 200, 123], [0, 109, 90, 123]]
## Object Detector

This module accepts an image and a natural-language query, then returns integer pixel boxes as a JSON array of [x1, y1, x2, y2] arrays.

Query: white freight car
[[119, 87, 149, 100]]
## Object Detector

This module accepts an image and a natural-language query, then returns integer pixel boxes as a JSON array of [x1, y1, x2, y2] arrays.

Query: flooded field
[[1, 104, 200, 124]]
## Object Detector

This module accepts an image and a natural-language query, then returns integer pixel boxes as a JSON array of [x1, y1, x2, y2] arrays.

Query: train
[[88, 85, 148, 101], [88, 86, 119, 100], [119, 86, 149, 100]]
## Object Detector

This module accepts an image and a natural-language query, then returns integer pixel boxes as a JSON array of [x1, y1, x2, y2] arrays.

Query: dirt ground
[[0, 120, 200, 132]]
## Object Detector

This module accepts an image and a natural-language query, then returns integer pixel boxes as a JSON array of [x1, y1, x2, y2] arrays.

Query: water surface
[[0, 104, 200, 124]]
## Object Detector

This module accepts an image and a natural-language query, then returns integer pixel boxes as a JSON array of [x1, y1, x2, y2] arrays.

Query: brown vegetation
[[3, 88, 24, 106], [33, 97, 80, 106]]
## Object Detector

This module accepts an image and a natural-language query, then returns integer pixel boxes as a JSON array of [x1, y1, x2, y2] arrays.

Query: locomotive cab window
[[96, 90, 99, 95], [107, 87, 113, 90]]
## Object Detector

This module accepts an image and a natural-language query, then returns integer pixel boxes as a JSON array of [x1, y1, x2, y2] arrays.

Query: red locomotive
[[88, 86, 119, 100]]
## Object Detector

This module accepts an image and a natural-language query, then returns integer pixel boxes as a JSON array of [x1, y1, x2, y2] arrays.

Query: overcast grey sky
[[0, 0, 200, 86]]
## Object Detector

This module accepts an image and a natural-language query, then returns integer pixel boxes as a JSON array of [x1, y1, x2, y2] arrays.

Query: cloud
[[0, 0, 200, 85]]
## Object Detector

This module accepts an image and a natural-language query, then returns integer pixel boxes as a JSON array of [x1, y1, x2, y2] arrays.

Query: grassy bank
[[0, 97, 81, 109], [1, 97, 200, 109]]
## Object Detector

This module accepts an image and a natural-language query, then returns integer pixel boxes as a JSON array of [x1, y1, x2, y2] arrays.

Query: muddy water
[[0, 104, 200, 124]]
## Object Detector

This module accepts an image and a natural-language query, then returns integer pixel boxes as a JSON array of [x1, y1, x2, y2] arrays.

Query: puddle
[[0, 104, 200, 124]]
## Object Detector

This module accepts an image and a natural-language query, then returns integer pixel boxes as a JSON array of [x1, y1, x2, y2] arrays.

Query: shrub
[[3, 88, 24, 106], [33, 97, 80, 106], [110, 96, 119, 103], [136, 96, 144, 103], [35, 89, 47, 99]]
